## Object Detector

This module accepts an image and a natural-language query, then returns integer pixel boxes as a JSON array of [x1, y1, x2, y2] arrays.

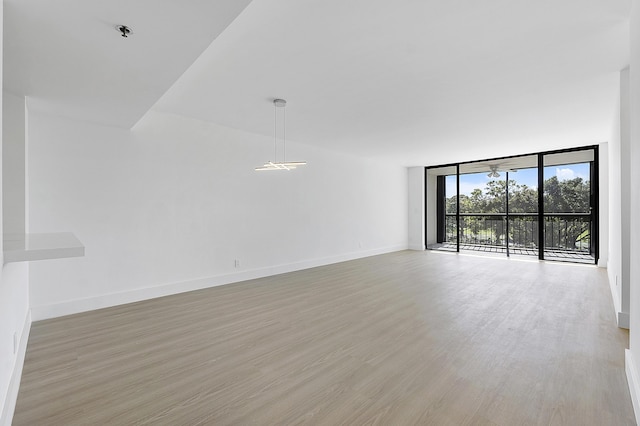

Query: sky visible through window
[[446, 163, 590, 198]]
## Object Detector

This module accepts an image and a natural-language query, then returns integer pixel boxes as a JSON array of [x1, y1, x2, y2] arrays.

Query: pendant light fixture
[[255, 99, 307, 171]]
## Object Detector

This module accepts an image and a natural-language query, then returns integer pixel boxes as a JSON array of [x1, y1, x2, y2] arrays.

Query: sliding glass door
[[506, 159, 539, 257], [457, 165, 507, 254], [542, 150, 595, 261], [426, 146, 597, 264]]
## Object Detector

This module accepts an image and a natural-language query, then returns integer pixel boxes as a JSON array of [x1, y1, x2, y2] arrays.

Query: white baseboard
[[0, 310, 31, 426], [606, 266, 627, 329], [408, 244, 425, 251], [31, 245, 408, 321], [626, 349, 640, 425]]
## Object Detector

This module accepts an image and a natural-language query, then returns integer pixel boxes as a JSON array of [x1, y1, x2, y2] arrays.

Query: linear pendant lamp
[[255, 99, 307, 171]]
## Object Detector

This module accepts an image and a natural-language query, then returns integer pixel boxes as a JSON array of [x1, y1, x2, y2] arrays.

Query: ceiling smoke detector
[[117, 25, 132, 38]]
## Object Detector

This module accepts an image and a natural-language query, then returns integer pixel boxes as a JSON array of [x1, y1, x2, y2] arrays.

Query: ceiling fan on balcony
[[487, 165, 517, 178], [487, 165, 500, 178]]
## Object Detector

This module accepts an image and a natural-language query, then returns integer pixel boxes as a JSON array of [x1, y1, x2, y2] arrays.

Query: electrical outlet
[[234, 259, 240, 268], [13, 332, 18, 355]]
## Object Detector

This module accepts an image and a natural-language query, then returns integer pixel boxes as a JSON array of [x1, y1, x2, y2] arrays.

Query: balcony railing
[[443, 213, 592, 260]]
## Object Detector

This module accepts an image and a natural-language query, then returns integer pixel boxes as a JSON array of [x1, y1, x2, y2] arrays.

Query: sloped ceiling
[[4, 0, 631, 166]]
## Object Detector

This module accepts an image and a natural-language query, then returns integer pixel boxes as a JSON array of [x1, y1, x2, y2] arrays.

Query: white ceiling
[[4, 0, 631, 166], [3, 0, 252, 128]]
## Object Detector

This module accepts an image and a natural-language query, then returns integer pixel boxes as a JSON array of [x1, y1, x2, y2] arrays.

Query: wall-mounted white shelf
[[3, 232, 85, 263]]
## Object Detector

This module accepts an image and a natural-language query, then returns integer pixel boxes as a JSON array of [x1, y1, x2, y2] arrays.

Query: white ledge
[[3, 232, 85, 263]]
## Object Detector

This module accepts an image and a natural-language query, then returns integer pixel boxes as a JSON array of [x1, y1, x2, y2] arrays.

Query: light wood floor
[[13, 251, 635, 425]]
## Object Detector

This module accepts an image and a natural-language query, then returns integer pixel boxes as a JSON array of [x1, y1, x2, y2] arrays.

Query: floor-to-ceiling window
[[426, 146, 597, 264], [457, 163, 508, 254], [542, 150, 596, 262]]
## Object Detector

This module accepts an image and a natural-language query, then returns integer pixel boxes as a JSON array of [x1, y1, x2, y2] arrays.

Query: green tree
[[444, 174, 591, 251], [543, 176, 589, 213], [509, 183, 537, 213], [446, 176, 589, 214]]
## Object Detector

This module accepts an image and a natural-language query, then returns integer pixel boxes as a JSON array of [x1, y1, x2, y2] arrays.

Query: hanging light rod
[[255, 99, 307, 171], [255, 161, 307, 171]]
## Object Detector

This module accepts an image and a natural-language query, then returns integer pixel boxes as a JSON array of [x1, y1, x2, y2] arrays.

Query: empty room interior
[[1, 0, 640, 424]]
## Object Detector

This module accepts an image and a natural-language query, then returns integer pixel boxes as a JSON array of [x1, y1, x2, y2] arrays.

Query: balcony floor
[[428, 242, 595, 264]]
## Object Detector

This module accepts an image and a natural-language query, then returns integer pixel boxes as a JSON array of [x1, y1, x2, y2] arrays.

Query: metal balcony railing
[[443, 213, 592, 260]]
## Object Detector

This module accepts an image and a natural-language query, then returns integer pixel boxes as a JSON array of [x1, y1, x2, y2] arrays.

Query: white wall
[[0, 4, 32, 424], [407, 167, 424, 250], [598, 142, 609, 270], [3, 93, 25, 235], [0, 92, 31, 422], [627, 0, 640, 423], [0, 263, 29, 426], [608, 69, 631, 328], [26, 110, 408, 319], [609, 79, 622, 317]]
